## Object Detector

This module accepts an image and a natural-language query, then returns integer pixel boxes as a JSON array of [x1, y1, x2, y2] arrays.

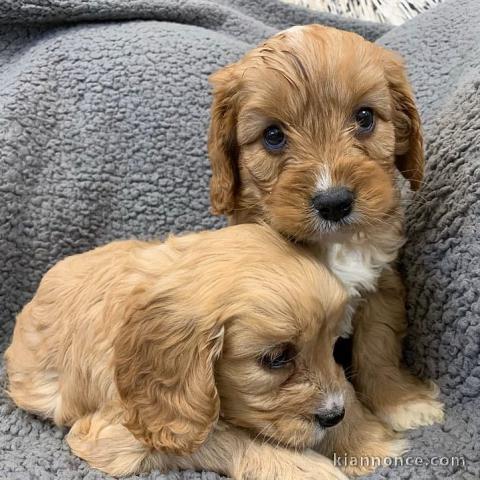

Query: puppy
[[208, 25, 444, 443], [6, 223, 379, 479]]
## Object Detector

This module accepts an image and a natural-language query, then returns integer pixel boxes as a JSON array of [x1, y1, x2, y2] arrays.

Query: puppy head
[[114, 225, 347, 454], [208, 25, 424, 241], [215, 247, 348, 449]]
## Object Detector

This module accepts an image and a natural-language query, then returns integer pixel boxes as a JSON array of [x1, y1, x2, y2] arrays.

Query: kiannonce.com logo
[[333, 453, 466, 469]]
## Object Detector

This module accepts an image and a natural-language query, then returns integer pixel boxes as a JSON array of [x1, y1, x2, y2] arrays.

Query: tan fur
[[321, 382, 407, 476], [6, 224, 356, 478], [352, 268, 444, 431], [207, 23, 443, 454], [208, 25, 423, 231]]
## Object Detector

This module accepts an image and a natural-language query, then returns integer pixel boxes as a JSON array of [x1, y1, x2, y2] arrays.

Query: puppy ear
[[383, 52, 424, 191], [113, 286, 224, 455], [208, 64, 241, 215]]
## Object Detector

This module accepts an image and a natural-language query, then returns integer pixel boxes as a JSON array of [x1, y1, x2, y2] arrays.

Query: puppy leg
[[68, 408, 346, 479], [352, 268, 444, 431], [177, 425, 348, 480], [321, 381, 407, 477], [66, 404, 153, 476]]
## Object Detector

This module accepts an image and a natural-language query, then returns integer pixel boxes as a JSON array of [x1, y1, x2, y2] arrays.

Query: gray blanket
[[0, 0, 478, 479]]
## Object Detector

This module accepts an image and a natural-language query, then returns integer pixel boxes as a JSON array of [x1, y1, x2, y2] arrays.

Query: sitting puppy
[[208, 25, 444, 438], [5, 224, 394, 479]]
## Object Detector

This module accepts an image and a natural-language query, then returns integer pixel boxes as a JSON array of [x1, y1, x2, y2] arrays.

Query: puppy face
[[216, 264, 347, 449], [114, 226, 347, 454], [208, 25, 424, 242]]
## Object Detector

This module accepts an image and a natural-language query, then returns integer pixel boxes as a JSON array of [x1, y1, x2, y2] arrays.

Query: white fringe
[[282, 0, 444, 25]]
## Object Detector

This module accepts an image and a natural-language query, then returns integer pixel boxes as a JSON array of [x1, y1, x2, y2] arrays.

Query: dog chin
[[308, 225, 357, 244], [305, 212, 360, 242], [314, 426, 326, 445]]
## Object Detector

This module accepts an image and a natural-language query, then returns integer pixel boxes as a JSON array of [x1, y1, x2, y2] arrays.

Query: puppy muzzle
[[312, 187, 354, 223], [314, 391, 346, 428]]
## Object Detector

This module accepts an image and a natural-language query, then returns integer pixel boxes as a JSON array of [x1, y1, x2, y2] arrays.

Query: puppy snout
[[315, 392, 346, 428], [315, 406, 345, 428], [312, 187, 354, 222]]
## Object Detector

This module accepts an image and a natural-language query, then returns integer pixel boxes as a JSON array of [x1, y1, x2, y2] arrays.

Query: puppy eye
[[263, 125, 286, 151], [259, 343, 297, 370], [355, 107, 375, 134]]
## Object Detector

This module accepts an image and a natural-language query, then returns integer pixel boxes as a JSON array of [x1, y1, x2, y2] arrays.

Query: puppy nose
[[312, 187, 354, 222], [315, 407, 345, 428]]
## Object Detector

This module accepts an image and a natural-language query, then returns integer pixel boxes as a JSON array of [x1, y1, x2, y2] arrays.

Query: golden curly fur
[[5, 223, 378, 479], [208, 24, 444, 470], [209, 25, 423, 226]]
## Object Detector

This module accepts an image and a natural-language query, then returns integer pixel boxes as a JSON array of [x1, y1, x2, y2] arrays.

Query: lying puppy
[[208, 25, 444, 436], [5, 223, 394, 479]]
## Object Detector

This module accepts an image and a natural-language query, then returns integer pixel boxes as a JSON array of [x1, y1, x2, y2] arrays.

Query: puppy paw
[[380, 382, 444, 431], [239, 448, 347, 480], [339, 437, 408, 477], [300, 451, 349, 480], [67, 411, 149, 476], [336, 421, 408, 477], [381, 399, 444, 431]]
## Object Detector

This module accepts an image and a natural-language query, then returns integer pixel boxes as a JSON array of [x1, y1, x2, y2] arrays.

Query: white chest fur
[[322, 239, 398, 337]]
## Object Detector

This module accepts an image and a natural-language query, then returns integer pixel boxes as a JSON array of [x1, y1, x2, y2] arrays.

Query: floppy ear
[[383, 51, 424, 191], [208, 65, 241, 215], [113, 286, 224, 455]]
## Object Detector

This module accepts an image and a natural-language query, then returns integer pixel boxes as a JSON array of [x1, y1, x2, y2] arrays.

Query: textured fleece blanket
[[0, 0, 478, 479]]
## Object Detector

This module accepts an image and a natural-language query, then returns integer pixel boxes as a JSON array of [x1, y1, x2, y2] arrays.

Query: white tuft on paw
[[382, 398, 445, 432]]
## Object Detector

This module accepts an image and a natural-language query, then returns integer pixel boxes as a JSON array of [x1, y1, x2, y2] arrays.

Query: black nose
[[312, 187, 354, 222], [315, 407, 345, 428]]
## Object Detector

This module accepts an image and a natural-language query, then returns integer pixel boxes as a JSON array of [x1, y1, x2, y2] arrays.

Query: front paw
[[295, 450, 349, 480], [379, 381, 444, 432], [336, 428, 407, 477], [238, 448, 347, 480], [326, 408, 408, 477]]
